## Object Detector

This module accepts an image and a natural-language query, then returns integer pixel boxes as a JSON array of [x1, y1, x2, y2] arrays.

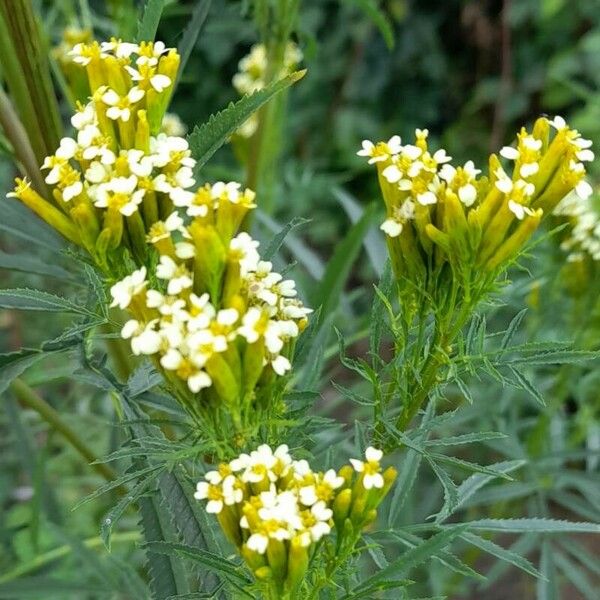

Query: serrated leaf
[[369, 261, 394, 358], [461, 532, 543, 580], [101, 473, 159, 550], [427, 458, 458, 518], [508, 350, 600, 366], [143, 542, 251, 584], [462, 518, 600, 533], [255, 210, 324, 279], [508, 365, 545, 405], [354, 526, 467, 591], [140, 494, 189, 599], [425, 432, 507, 447], [500, 308, 528, 351], [0, 288, 94, 315], [262, 216, 310, 261], [159, 469, 222, 592], [0, 349, 46, 395], [436, 460, 525, 522], [126, 362, 163, 397], [72, 464, 164, 511], [136, 0, 165, 42], [188, 70, 306, 173]]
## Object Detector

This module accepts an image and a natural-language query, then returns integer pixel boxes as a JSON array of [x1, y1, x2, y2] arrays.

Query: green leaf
[[427, 458, 459, 517], [159, 469, 222, 592], [136, 0, 165, 42], [101, 472, 159, 550], [500, 308, 528, 351], [369, 261, 394, 358], [1, 199, 64, 252], [333, 187, 387, 276], [0, 578, 108, 597], [436, 460, 525, 522], [72, 464, 164, 511], [461, 532, 543, 580], [342, 0, 395, 49], [553, 551, 597, 600], [387, 401, 435, 527], [425, 432, 507, 447], [0, 250, 75, 281], [188, 70, 306, 173], [255, 210, 324, 279], [315, 204, 375, 318], [507, 350, 600, 366], [262, 216, 310, 261], [174, 0, 212, 90], [508, 365, 545, 406], [537, 540, 557, 600], [463, 518, 600, 533], [140, 494, 189, 599], [354, 526, 467, 591], [126, 362, 162, 397], [0, 349, 46, 395], [0, 288, 94, 315], [143, 542, 251, 584]]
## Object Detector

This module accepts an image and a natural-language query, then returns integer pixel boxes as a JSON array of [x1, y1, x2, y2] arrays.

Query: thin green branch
[[0, 531, 140, 584], [0, 87, 48, 195], [10, 378, 118, 484]]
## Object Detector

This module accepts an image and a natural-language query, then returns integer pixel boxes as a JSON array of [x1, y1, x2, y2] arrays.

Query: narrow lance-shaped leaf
[[315, 204, 376, 319], [188, 70, 306, 173], [174, 0, 212, 91], [136, 0, 166, 43]]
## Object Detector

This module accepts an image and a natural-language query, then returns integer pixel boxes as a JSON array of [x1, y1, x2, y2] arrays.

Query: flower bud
[[332, 488, 352, 528], [205, 353, 240, 409], [8, 179, 81, 245], [266, 538, 287, 587], [254, 566, 273, 581], [217, 506, 243, 548], [188, 222, 227, 302], [286, 536, 309, 591]]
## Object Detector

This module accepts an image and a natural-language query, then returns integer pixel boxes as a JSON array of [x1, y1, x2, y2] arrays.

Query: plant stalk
[[10, 378, 119, 484]]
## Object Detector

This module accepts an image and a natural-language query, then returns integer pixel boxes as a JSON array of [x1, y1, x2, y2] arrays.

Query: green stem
[[0, 531, 140, 583], [10, 378, 118, 484], [0, 0, 62, 163], [101, 322, 135, 381], [0, 87, 48, 195]]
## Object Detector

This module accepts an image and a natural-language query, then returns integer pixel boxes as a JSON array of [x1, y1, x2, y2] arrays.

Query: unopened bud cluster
[[358, 116, 593, 304], [232, 42, 302, 138], [194, 444, 396, 594], [109, 182, 311, 428], [8, 40, 184, 271]]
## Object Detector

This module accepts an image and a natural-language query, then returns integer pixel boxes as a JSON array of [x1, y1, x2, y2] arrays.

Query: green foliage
[[136, 0, 166, 43], [188, 69, 306, 173], [1, 1, 599, 599]]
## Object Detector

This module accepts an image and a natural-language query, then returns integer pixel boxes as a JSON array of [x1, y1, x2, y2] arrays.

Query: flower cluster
[[554, 189, 600, 262], [7, 39, 184, 270], [359, 116, 593, 305], [195, 444, 396, 593], [109, 181, 311, 429], [232, 42, 303, 138]]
